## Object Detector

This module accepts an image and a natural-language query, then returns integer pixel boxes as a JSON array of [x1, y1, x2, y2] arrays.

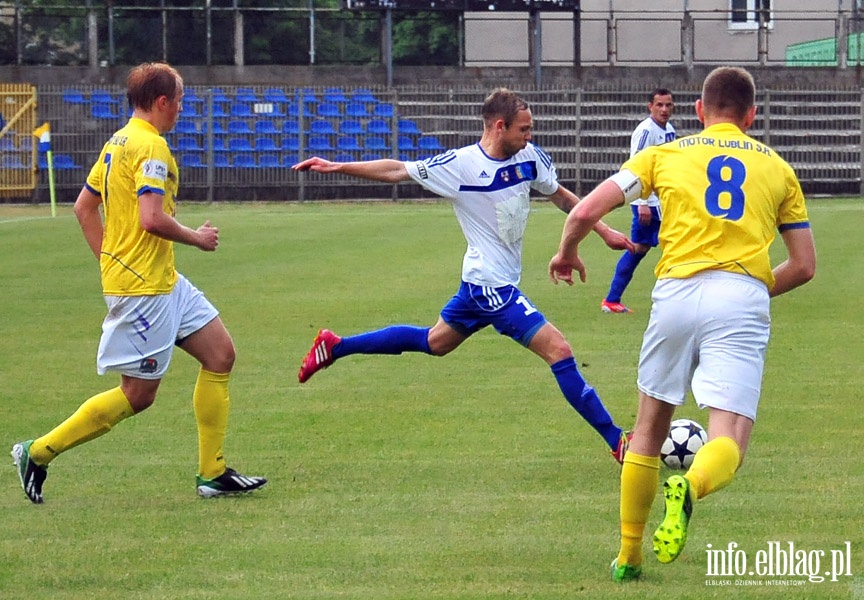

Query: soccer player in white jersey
[[549, 67, 816, 582], [601, 88, 676, 314], [293, 88, 636, 462], [11, 63, 266, 503]]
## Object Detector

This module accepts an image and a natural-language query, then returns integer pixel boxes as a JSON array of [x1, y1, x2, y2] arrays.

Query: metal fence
[[4, 84, 862, 202]]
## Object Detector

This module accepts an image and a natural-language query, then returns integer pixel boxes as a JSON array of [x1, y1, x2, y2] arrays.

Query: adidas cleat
[[196, 467, 267, 498]]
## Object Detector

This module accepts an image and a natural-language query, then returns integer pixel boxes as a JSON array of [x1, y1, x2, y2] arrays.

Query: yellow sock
[[685, 436, 741, 500], [617, 452, 661, 567], [30, 387, 134, 466], [193, 368, 230, 479]]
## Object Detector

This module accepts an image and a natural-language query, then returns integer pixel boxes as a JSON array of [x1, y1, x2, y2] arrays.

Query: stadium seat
[[228, 137, 254, 152], [230, 103, 253, 117], [54, 154, 80, 169], [91, 90, 119, 104], [175, 120, 198, 134], [336, 136, 362, 151], [62, 89, 87, 104], [214, 154, 231, 168], [344, 103, 369, 117], [397, 135, 417, 150], [398, 119, 421, 135], [367, 119, 391, 134], [317, 103, 342, 118], [329, 153, 353, 162], [360, 152, 383, 161], [339, 120, 364, 135], [211, 137, 229, 152], [282, 153, 299, 167], [183, 89, 205, 105], [235, 88, 258, 103], [210, 88, 231, 103], [1, 155, 27, 169], [254, 120, 280, 135], [177, 137, 203, 151], [233, 153, 257, 168], [282, 136, 301, 151], [0, 137, 16, 151], [363, 136, 390, 151], [373, 103, 394, 118], [295, 89, 319, 105], [180, 104, 201, 118], [282, 120, 302, 135], [202, 121, 227, 135], [91, 104, 118, 119], [418, 135, 444, 151], [288, 103, 314, 118], [255, 137, 279, 152], [310, 120, 336, 135], [307, 136, 333, 151], [264, 88, 289, 103], [227, 120, 253, 134], [180, 153, 205, 168], [351, 88, 378, 104], [259, 153, 281, 168], [210, 103, 229, 118], [323, 88, 349, 104]]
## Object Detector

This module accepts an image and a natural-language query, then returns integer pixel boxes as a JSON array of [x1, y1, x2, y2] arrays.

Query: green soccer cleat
[[11, 440, 48, 504], [196, 467, 267, 498], [611, 559, 642, 582], [652, 474, 693, 563]]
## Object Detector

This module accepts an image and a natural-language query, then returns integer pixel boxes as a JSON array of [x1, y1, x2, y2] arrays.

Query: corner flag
[[32, 122, 57, 216]]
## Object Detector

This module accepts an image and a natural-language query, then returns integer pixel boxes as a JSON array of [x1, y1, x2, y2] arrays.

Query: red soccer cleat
[[601, 299, 633, 314], [298, 329, 342, 383]]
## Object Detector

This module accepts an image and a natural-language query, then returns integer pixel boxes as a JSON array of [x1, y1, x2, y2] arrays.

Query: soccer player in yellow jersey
[[11, 62, 266, 502], [548, 66, 816, 582]]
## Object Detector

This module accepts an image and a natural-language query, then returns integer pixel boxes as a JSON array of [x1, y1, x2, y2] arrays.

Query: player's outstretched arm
[[293, 156, 411, 184]]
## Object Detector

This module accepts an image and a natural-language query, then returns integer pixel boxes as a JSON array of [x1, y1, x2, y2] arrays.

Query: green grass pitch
[[0, 199, 862, 599]]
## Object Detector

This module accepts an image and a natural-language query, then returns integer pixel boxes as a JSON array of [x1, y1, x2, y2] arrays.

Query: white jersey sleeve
[[404, 150, 461, 198]]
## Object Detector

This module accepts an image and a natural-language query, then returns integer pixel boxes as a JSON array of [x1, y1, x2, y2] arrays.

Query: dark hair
[[481, 88, 529, 128], [126, 62, 182, 111], [650, 88, 672, 103], [701, 67, 755, 120]]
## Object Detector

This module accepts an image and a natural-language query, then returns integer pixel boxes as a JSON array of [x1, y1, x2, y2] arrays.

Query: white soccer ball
[[660, 418, 708, 470]]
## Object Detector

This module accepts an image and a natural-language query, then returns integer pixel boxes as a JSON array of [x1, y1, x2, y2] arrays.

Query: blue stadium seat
[[310, 120, 336, 135], [2, 155, 27, 169], [211, 137, 229, 152], [202, 121, 227, 135], [54, 154, 81, 169], [398, 119, 421, 135], [295, 90, 319, 105], [0, 137, 16, 151], [360, 152, 383, 161], [351, 89, 378, 104], [91, 104, 118, 119], [418, 135, 444, 151], [235, 88, 258, 103], [288, 103, 314, 118], [91, 90, 119, 104], [307, 136, 333, 151], [210, 88, 231, 103], [228, 137, 253, 152], [214, 154, 231, 168], [184, 89, 205, 105], [397, 135, 417, 150], [255, 137, 279, 152], [363, 136, 390, 151], [367, 119, 391, 134], [259, 153, 281, 168], [180, 153, 205, 168], [339, 120, 364, 135], [373, 103, 394, 118], [210, 103, 229, 118], [282, 120, 301, 135], [344, 103, 369, 117], [264, 88, 289, 103], [323, 88, 349, 103], [336, 136, 362, 151], [175, 120, 198, 134], [177, 137, 203, 151], [228, 120, 252, 135], [230, 103, 253, 118], [317, 103, 342, 118], [62, 89, 87, 104], [234, 153, 257, 168], [333, 153, 356, 163], [281, 137, 300, 152], [181, 104, 201, 118], [254, 120, 280, 135]]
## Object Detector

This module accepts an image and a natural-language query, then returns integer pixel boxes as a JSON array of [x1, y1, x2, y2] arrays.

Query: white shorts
[[96, 274, 219, 380], [637, 271, 770, 421]]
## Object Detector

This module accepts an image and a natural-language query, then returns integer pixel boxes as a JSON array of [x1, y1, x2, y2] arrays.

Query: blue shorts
[[630, 204, 661, 247], [440, 281, 547, 347]]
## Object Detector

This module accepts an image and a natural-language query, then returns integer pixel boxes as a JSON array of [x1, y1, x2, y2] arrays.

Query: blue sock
[[605, 251, 646, 303], [551, 357, 622, 450], [332, 325, 432, 360]]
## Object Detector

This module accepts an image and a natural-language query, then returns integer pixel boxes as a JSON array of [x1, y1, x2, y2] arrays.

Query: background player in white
[[601, 88, 675, 314], [293, 88, 636, 462]]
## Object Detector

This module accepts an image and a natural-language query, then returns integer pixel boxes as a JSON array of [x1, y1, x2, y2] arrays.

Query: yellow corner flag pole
[[33, 122, 56, 217]]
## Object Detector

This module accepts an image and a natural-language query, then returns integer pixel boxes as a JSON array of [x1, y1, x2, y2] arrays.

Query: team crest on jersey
[[501, 170, 510, 183], [143, 159, 168, 181], [139, 358, 158, 374]]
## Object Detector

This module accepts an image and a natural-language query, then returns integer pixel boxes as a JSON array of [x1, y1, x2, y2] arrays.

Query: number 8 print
[[704, 155, 746, 221]]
